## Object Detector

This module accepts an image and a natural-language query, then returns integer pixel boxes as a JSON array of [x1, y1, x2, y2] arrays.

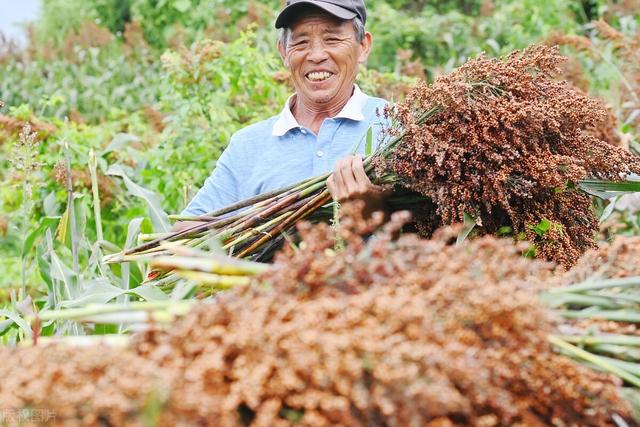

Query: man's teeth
[[307, 72, 332, 82]]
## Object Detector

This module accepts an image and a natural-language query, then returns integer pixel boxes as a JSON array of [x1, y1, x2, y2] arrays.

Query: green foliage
[[145, 29, 290, 212], [366, 0, 586, 75], [1, 46, 161, 124]]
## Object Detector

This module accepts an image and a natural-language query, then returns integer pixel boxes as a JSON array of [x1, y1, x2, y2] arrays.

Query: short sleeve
[[181, 142, 239, 217]]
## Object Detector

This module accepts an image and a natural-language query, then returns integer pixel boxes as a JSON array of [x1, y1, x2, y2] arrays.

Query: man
[[178, 0, 388, 230]]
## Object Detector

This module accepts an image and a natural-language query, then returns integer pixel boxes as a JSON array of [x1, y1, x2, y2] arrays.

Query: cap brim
[[275, 1, 357, 29]]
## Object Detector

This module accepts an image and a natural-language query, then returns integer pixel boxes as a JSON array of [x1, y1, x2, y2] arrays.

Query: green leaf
[[49, 248, 77, 299], [497, 226, 513, 236], [107, 165, 170, 233], [22, 216, 60, 260], [103, 133, 141, 153], [122, 218, 146, 291], [131, 284, 169, 301], [0, 319, 14, 336], [523, 245, 537, 258], [60, 280, 168, 307], [173, 0, 191, 13], [456, 212, 477, 246], [61, 279, 126, 307], [578, 178, 640, 200], [529, 218, 552, 237], [57, 204, 70, 245], [599, 196, 619, 224], [365, 127, 373, 156], [0, 310, 32, 339]]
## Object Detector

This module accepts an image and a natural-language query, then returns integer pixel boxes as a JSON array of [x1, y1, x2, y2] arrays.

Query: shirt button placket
[[317, 121, 334, 173]]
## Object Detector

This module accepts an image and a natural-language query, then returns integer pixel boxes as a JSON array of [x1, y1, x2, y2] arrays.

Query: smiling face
[[278, 10, 372, 111]]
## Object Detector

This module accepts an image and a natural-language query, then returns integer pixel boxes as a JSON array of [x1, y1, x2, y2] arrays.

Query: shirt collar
[[272, 85, 368, 137]]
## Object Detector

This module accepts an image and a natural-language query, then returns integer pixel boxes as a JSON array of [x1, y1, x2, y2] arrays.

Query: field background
[[0, 0, 639, 340]]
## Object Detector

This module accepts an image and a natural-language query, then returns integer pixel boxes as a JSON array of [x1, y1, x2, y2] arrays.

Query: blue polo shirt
[[182, 85, 388, 216]]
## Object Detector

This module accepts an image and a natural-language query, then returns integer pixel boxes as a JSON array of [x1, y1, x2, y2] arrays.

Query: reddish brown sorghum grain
[[0, 208, 634, 426], [52, 161, 116, 205], [376, 45, 640, 268], [559, 235, 640, 284], [0, 344, 172, 426]]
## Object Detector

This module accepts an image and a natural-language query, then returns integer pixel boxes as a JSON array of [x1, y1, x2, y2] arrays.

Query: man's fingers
[[327, 175, 338, 199], [329, 170, 349, 202], [352, 156, 372, 193], [337, 156, 359, 196], [331, 161, 347, 201]]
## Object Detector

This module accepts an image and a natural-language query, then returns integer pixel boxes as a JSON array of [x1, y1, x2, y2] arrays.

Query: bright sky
[[0, 0, 42, 45]]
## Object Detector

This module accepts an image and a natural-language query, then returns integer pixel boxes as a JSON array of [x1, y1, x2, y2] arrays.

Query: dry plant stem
[[237, 190, 332, 258], [222, 210, 295, 250], [124, 177, 327, 257]]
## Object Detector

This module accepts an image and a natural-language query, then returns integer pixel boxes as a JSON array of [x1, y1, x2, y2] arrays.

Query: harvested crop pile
[[1, 206, 634, 426], [376, 44, 640, 268]]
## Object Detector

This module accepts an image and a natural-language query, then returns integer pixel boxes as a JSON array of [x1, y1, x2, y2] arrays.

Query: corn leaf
[[365, 127, 373, 156], [60, 279, 168, 308], [22, 216, 60, 260], [0, 310, 32, 339], [578, 178, 640, 199], [456, 212, 477, 246], [107, 164, 170, 232]]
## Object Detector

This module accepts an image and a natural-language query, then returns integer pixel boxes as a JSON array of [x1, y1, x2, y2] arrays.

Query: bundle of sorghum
[[1, 206, 635, 426], [112, 45, 640, 277], [377, 44, 640, 268]]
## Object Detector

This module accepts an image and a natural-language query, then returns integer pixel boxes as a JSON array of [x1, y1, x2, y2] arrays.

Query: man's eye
[[326, 38, 341, 43]]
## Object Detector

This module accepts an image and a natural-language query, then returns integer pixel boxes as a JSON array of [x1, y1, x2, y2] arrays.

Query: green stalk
[[32, 300, 194, 322], [548, 276, 640, 294], [541, 292, 629, 309], [562, 309, 640, 323], [548, 335, 640, 387], [174, 271, 251, 288], [559, 334, 640, 347], [587, 355, 640, 377], [589, 292, 640, 304], [150, 254, 268, 276]]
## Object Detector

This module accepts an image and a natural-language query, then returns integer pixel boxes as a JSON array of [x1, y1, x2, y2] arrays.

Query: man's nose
[[307, 39, 329, 63]]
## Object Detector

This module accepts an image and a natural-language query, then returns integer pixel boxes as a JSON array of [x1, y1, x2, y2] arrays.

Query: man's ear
[[358, 32, 373, 65], [277, 39, 289, 68]]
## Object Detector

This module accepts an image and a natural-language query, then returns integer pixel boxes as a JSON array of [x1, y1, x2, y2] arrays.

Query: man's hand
[[326, 155, 389, 217]]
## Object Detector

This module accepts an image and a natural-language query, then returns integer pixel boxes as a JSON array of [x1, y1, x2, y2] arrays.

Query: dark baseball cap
[[275, 0, 367, 29]]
